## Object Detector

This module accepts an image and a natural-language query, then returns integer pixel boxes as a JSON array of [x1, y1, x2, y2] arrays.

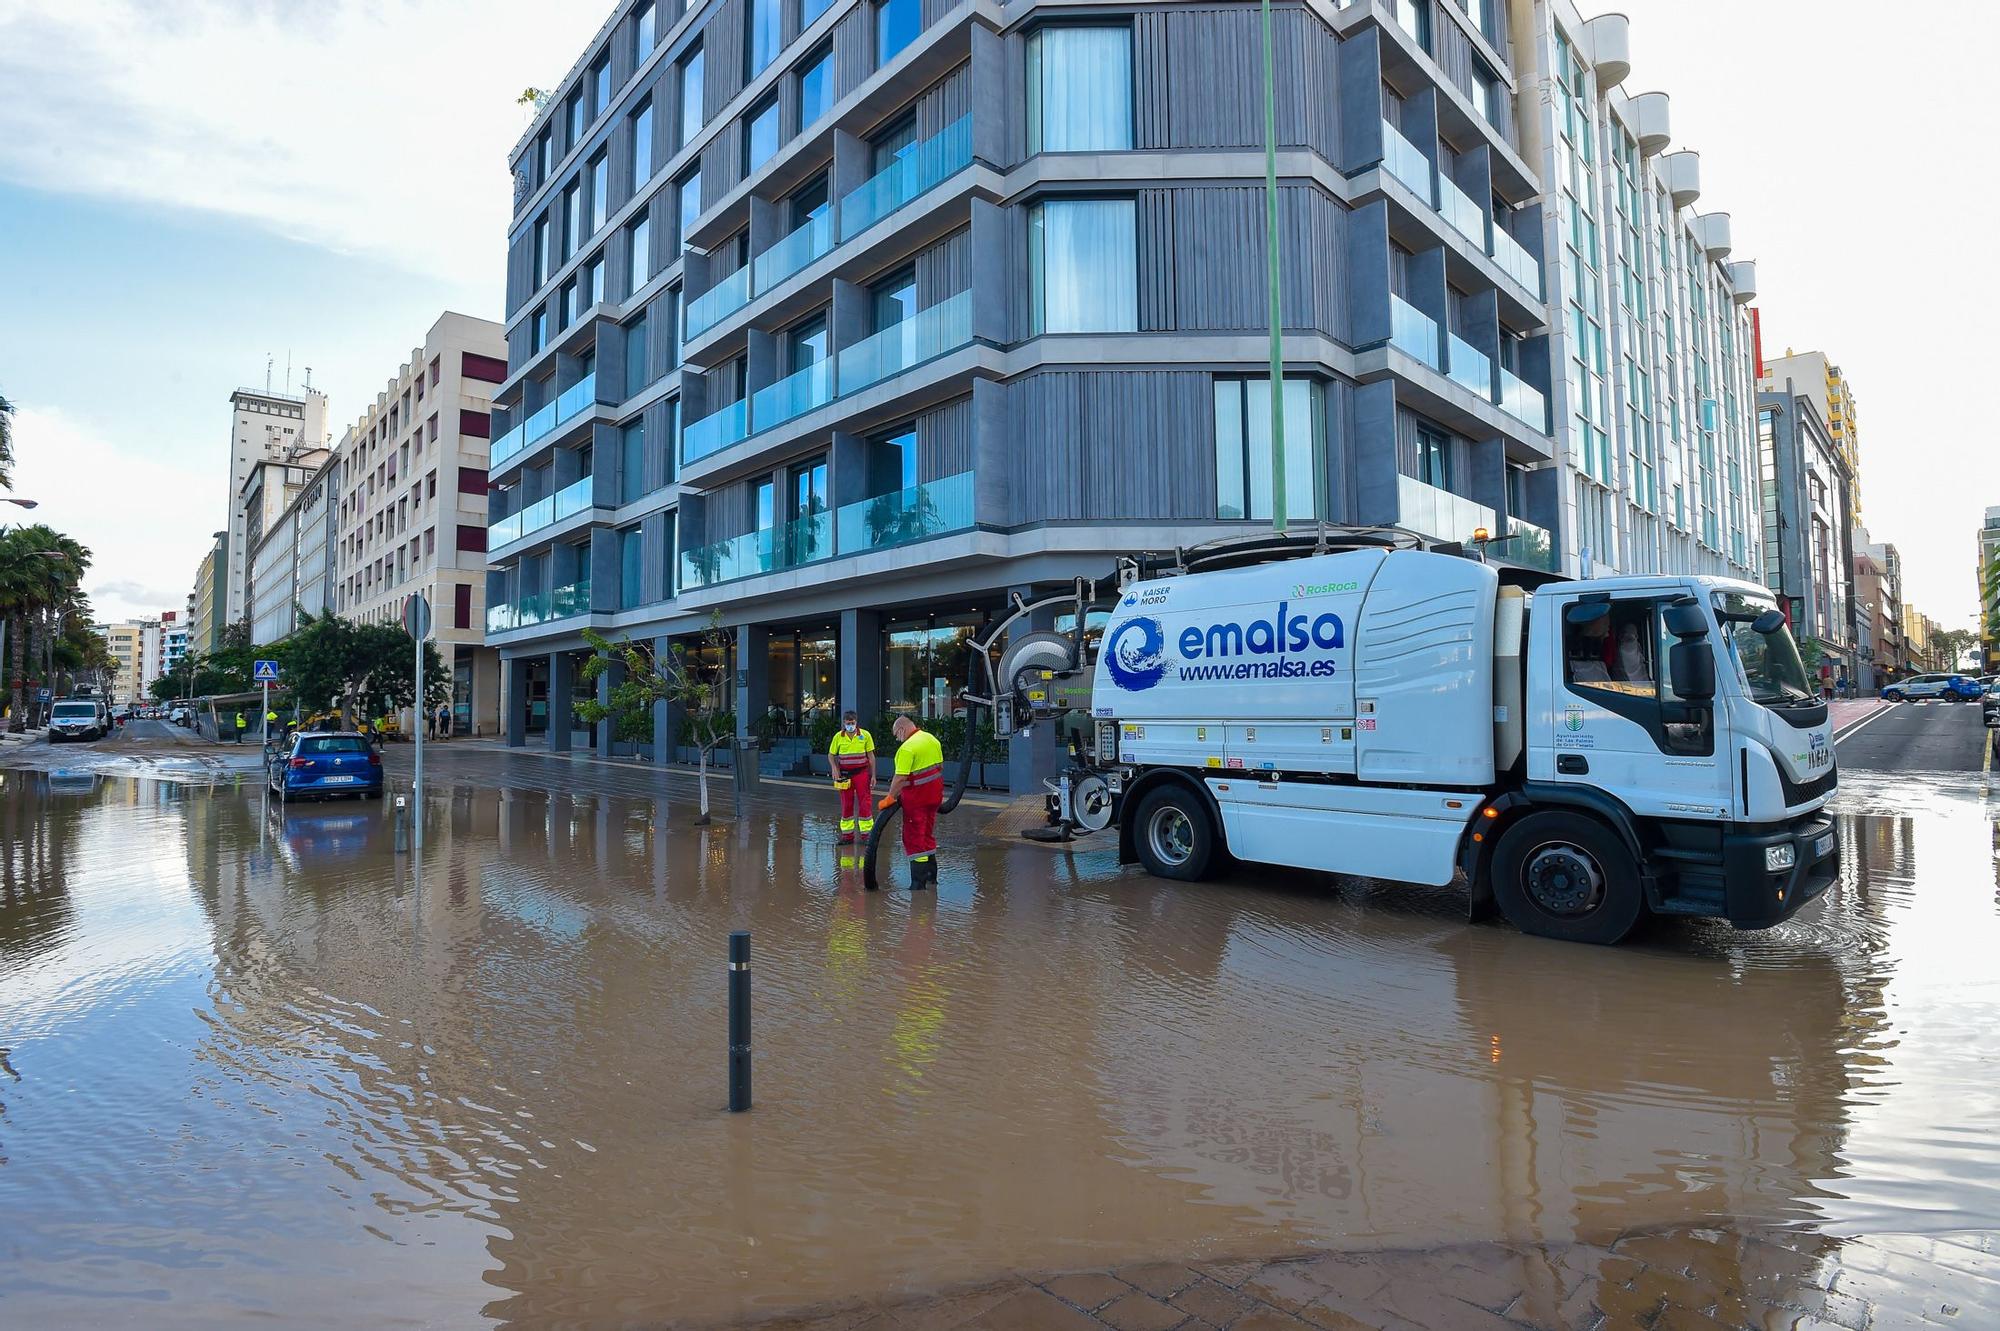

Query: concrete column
[[548, 650, 574, 752], [967, 24, 1008, 167], [1353, 381, 1401, 526], [967, 199, 1008, 346], [838, 607, 883, 726], [970, 377, 1008, 527], [594, 659, 622, 753], [651, 633, 681, 762], [504, 655, 527, 748], [1006, 585, 1059, 797], [734, 622, 769, 742], [1344, 200, 1391, 348]]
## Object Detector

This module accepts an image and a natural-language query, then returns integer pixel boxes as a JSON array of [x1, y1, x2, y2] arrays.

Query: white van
[[49, 699, 109, 742]]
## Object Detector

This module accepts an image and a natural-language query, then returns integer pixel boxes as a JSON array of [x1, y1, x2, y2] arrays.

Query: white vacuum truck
[[959, 533, 1838, 943]]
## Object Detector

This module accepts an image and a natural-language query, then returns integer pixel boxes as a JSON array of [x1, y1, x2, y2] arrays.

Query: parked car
[[170, 705, 191, 726], [1880, 673, 1982, 702], [48, 699, 108, 742], [1983, 682, 2000, 728], [267, 732, 384, 802]]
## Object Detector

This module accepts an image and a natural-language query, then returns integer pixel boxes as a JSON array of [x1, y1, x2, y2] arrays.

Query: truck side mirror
[[1662, 600, 1709, 639], [1671, 641, 1716, 701], [1751, 609, 1786, 635]]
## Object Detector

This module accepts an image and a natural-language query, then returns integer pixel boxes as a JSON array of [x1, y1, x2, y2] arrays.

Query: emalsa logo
[[1105, 603, 1345, 690]]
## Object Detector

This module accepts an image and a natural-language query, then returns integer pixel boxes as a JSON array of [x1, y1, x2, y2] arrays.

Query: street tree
[[576, 611, 733, 823], [0, 523, 92, 727], [350, 622, 446, 720]]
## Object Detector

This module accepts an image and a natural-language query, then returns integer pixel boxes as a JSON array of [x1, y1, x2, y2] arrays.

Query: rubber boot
[[909, 856, 934, 891]]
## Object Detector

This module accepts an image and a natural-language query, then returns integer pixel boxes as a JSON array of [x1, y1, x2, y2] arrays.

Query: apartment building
[[241, 448, 332, 646], [248, 457, 340, 646], [94, 619, 158, 704], [1756, 381, 1854, 686], [1762, 350, 1861, 533], [190, 531, 227, 654], [330, 312, 508, 734], [162, 612, 190, 678], [485, 0, 1763, 775], [223, 387, 328, 629]]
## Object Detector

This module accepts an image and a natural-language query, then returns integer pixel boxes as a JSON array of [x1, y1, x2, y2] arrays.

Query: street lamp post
[[1260, 0, 1287, 535]]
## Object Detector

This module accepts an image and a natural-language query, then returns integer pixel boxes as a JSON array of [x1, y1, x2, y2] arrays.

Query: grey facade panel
[[1007, 369, 1215, 524], [917, 394, 973, 480], [915, 61, 970, 135], [1139, 186, 1348, 340], [1131, 7, 1338, 156], [705, 0, 749, 119], [914, 226, 971, 307]]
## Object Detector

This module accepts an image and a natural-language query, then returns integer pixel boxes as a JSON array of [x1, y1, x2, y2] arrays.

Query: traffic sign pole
[[403, 596, 431, 852]]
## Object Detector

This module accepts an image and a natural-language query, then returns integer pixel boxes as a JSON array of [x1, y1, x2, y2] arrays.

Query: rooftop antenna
[[285, 352, 292, 393], [303, 366, 314, 392], [265, 354, 273, 392]]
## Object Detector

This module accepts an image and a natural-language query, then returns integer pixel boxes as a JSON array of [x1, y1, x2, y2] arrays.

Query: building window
[[564, 180, 582, 255], [585, 251, 605, 306], [660, 398, 679, 485], [1414, 424, 1451, 489], [1214, 378, 1317, 521], [628, 216, 651, 293], [680, 44, 705, 147], [748, 0, 781, 77], [532, 305, 549, 352], [631, 97, 654, 184], [534, 215, 550, 284], [538, 130, 554, 184], [799, 46, 835, 130], [1395, 0, 1431, 52], [1028, 198, 1137, 335], [745, 95, 781, 175], [625, 313, 650, 398], [589, 153, 608, 235], [634, 0, 657, 62], [1025, 26, 1133, 154], [591, 56, 612, 119], [619, 525, 644, 608], [561, 277, 580, 327], [877, 0, 919, 64], [678, 169, 702, 251], [1470, 59, 1500, 127], [567, 90, 585, 147], [620, 420, 648, 502], [1462, 0, 1489, 40]]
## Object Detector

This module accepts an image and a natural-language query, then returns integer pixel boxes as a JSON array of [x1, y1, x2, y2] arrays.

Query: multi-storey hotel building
[[487, 0, 1763, 777]]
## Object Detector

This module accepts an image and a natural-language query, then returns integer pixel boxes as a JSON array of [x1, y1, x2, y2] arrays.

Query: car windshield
[[52, 703, 96, 718], [300, 736, 370, 755], [1711, 591, 1815, 706]]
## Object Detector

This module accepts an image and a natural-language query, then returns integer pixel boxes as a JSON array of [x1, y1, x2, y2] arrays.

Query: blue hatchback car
[[268, 732, 384, 801]]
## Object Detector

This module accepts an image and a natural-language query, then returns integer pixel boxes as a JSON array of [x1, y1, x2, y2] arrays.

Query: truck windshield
[[1711, 592, 1814, 706]]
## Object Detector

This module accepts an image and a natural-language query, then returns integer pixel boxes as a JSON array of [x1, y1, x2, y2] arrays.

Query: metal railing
[[1390, 295, 1440, 368], [839, 116, 973, 242]]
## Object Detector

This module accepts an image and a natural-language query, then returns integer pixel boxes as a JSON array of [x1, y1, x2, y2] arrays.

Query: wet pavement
[[0, 708, 1996, 1328]]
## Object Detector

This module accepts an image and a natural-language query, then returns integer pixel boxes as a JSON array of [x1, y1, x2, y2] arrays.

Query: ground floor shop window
[[883, 617, 981, 721]]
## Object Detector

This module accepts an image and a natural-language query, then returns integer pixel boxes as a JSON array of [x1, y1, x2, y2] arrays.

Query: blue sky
[[0, 0, 1991, 631]]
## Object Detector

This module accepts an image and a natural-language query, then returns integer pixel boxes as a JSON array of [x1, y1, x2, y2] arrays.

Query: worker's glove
[[878, 795, 895, 811], [833, 778, 851, 791]]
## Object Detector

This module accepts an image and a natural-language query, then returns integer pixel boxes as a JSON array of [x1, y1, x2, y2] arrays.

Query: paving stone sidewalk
[[747, 1225, 1997, 1331]]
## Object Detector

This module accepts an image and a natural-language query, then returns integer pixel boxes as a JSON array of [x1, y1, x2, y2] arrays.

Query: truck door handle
[[1557, 754, 1589, 775]]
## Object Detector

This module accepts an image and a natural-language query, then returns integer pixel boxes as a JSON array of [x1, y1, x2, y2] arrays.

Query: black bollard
[[727, 931, 751, 1112]]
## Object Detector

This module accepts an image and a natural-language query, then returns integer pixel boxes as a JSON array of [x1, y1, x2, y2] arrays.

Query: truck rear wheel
[[1132, 784, 1219, 882], [1490, 810, 1643, 945]]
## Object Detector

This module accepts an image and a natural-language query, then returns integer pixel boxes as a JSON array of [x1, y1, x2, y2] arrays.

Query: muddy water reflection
[[0, 774, 1996, 1326]]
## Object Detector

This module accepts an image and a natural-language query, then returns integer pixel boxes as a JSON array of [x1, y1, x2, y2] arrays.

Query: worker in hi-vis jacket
[[883, 714, 945, 890], [828, 710, 876, 844]]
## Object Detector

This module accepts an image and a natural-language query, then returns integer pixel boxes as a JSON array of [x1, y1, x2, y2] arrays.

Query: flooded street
[[1, 725, 1997, 1327]]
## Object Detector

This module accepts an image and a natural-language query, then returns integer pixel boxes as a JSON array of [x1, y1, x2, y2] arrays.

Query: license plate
[[1814, 833, 1835, 859], [321, 775, 358, 785]]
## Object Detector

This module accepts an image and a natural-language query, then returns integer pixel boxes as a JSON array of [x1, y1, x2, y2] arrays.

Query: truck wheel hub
[[1525, 845, 1603, 917], [1148, 807, 1194, 866]]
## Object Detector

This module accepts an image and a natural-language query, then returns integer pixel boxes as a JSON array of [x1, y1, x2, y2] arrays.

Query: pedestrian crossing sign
[[253, 659, 280, 682]]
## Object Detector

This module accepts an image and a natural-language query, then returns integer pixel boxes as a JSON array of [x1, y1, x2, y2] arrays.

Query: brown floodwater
[[1, 762, 1997, 1327]]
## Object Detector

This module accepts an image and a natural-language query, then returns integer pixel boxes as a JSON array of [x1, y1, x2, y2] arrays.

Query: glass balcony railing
[[839, 115, 973, 242], [552, 475, 593, 522], [837, 290, 972, 396], [681, 398, 750, 465], [684, 264, 751, 339], [486, 579, 591, 634], [749, 360, 832, 433], [1390, 294, 1439, 368], [679, 527, 776, 591], [834, 470, 974, 555], [1490, 226, 1542, 296], [1437, 175, 1486, 246], [754, 211, 834, 294], [1487, 519, 1558, 572], [1398, 474, 1495, 544], [490, 476, 594, 551], [1499, 367, 1547, 431], [491, 372, 596, 468], [1381, 120, 1433, 203], [1447, 333, 1491, 398], [488, 509, 524, 549], [777, 510, 833, 569]]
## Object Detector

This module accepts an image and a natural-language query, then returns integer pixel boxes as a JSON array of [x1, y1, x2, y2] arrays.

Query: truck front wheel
[[1132, 784, 1219, 882], [1490, 811, 1643, 945]]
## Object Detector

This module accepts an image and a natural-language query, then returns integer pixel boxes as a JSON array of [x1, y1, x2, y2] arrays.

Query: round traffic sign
[[403, 594, 432, 639]]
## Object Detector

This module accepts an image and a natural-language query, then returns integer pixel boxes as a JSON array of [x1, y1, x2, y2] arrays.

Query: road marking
[[1834, 704, 1898, 746]]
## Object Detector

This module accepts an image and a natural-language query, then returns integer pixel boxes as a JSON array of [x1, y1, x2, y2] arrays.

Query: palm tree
[[0, 524, 92, 728]]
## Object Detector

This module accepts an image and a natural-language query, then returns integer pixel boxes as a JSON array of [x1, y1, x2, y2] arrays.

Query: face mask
[[844, 723, 856, 733]]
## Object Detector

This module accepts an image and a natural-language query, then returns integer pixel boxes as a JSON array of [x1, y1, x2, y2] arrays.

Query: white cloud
[[7, 407, 219, 622], [0, 0, 607, 288]]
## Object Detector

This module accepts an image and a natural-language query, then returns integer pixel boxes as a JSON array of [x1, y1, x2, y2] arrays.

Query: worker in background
[[882, 714, 944, 890], [828, 710, 875, 844], [233, 710, 247, 744], [264, 707, 278, 740]]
